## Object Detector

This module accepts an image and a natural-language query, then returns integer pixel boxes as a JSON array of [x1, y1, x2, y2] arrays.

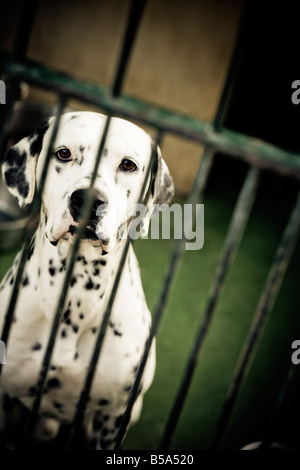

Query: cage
[[0, 0, 300, 451]]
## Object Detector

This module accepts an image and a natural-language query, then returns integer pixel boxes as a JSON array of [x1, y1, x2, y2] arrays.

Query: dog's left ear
[[2, 119, 49, 209], [141, 145, 174, 236]]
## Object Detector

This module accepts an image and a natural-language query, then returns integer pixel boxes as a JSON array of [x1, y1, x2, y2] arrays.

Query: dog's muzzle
[[69, 189, 107, 242]]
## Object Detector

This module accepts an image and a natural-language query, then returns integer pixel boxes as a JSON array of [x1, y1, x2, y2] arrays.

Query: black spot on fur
[[6, 147, 26, 166], [29, 120, 49, 156], [77, 256, 87, 265], [53, 401, 64, 414], [55, 166, 62, 174], [47, 377, 62, 389], [22, 275, 29, 287], [49, 267, 56, 276], [85, 278, 94, 290], [4, 149, 29, 199], [69, 225, 76, 235], [109, 321, 122, 337], [63, 309, 71, 320], [32, 342, 42, 351], [99, 399, 109, 406]]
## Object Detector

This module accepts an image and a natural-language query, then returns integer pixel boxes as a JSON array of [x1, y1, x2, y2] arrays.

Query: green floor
[[0, 165, 299, 450]]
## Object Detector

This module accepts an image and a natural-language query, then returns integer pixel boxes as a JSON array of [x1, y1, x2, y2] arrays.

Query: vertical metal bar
[[260, 364, 297, 449], [114, 146, 214, 450], [0, 96, 66, 376], [13, 0, 38, 61], [0, 0, 38, 153], [158, 166, 259, 450], [115, 2, 251, 449], [213, 1, 250, 131], [21, 115, 112, 445], [112, 0, 148, 97], [65, 0, 149, 447], [67, 130, 161, 449], [212, 192, 300, 449], [0, 82, 18, 161]]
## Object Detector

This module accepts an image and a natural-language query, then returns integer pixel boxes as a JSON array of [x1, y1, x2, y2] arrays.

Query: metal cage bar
[[212, 191, 300, 449], [67, 130, 161, 448], [22, 115, 113, 445], [159, 166, 259, 450], [0, 96, 66, 370], [1, 56, 300, 180]]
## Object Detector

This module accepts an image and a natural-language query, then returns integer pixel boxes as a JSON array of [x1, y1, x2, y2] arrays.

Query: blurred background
[[0, 0, 300, 450]]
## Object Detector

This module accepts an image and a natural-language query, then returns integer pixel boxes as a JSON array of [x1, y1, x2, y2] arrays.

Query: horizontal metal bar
[[1, 56, 300, 179], [212, 191, 300, 449]]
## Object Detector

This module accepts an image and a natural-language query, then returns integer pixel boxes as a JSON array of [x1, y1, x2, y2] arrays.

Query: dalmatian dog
[[0, 111, 174, 449]]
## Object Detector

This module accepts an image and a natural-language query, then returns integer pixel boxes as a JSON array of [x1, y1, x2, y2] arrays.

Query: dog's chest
[[1, 242, 151, 420]]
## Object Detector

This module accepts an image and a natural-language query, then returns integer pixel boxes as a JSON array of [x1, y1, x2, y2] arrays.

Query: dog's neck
[[34, 221, 129, 286]]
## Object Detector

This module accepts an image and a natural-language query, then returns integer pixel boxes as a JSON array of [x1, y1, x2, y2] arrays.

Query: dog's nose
[[70, 189, 106, 222]]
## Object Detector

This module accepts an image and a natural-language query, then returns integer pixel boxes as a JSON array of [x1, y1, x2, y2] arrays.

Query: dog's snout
[[70, 189, 106, 222]]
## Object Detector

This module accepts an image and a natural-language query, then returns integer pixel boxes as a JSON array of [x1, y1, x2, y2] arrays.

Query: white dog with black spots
[[0, 112, 174, 449]]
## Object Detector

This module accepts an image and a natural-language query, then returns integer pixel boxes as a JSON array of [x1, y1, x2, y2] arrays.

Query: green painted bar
[[1, 56, 300, 179]]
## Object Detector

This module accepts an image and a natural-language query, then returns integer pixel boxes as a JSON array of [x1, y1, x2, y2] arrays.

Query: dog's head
[[2, 112, 174, 253]]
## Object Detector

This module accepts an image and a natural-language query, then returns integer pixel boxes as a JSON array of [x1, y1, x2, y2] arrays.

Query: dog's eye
[[119, 159, 137, 172], [56, 148, 72, 162]]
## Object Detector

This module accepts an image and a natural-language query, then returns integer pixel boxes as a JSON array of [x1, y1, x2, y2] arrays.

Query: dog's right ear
[[2, 119, 49, 209]]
